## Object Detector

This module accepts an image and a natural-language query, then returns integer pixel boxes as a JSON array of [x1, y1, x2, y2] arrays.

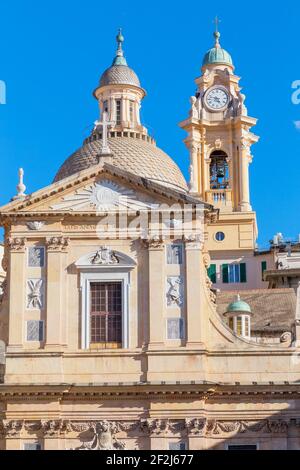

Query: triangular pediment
[[0, 163, 208, 217]]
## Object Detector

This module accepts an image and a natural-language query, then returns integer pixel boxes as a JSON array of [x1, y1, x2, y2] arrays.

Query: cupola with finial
[[224, 294, 252, 339], [93, 29, 147, 135], [202, 17, 234, 71]]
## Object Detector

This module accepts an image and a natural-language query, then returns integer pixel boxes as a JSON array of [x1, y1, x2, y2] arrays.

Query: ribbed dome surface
[[202, 46, 233, 67], [99, 65, 141, 88], [54, 136, 188, 191]]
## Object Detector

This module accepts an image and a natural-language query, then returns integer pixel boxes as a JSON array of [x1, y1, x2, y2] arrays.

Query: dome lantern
[[224, 295, 252, 339], [93, 30, 146, 135]]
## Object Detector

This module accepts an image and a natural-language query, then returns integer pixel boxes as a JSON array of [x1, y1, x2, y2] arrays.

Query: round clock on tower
[[205, 86, 230, 111]]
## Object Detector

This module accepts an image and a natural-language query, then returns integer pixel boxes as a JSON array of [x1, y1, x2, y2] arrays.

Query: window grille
[[90, 282, 122, 345]]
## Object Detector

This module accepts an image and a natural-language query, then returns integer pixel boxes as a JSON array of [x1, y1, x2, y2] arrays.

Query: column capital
[[46, 236, 69, 252], [8, 237, 26, 253], [141, 236, 165, 250], [183, 234, 204, 250]]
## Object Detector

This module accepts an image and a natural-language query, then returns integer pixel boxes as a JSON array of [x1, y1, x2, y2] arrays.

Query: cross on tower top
[[213, 16, 221, 33]]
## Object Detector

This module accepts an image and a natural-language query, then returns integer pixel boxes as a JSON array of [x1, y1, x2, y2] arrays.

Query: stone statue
[[189, 164, 196, 192], [190, 96, 198, 119], [78, 421, 125, 450]]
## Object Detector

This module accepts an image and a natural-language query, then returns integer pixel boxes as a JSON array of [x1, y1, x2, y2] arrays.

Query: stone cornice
[[1, 383, 300, 400]]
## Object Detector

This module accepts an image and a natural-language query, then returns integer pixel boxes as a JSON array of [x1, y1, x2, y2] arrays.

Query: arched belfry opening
[[209, 150, 229, 190]]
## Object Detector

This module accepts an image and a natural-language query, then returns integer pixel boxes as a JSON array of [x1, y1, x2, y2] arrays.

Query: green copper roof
[[112, 28, 127, 66], [202, 31, 233, 68], [226, 295, 252, 314]]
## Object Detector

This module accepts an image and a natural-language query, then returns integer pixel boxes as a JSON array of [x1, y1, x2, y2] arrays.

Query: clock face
[[205, 88, 229, 110]]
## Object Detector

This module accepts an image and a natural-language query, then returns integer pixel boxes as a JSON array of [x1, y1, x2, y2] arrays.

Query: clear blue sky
[[0, 0, 299, 247]]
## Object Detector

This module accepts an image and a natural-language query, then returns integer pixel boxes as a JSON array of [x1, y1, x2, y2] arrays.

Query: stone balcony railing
[[206, 189, 233, 210]]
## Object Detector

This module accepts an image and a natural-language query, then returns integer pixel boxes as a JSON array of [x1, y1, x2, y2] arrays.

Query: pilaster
[[7, 238, 26, 350], [239, 140, 252, 212], [144, 238, 165, 349], [45, 237, 69, 349], [184, 237, 205, 348]]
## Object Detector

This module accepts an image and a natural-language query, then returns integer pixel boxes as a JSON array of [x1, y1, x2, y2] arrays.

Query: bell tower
[[180, 25, 259, 253]]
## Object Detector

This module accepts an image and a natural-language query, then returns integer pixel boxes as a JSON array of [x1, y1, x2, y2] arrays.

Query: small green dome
[[202, 32, 233, 68], [226, 295, 251, 314]]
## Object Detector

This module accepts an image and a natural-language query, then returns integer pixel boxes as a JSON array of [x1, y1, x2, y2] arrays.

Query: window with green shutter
[[261, 261, 267, 281], [223, 263, 247, 284], [222, 264, 229, 283], [207, 264, 217, 284]]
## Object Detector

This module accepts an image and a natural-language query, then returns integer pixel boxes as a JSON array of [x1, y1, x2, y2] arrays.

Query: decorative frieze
[[0, 418, 292, 441], [40, 420, 64, 437], [1, 420, 24, 437], [185, 418, 206, 435], [146, 419, 170, 435], [46, 236, 69, 252]]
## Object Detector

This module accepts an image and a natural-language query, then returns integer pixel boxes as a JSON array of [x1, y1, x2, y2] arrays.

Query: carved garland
[[0, 418, 291, 440]]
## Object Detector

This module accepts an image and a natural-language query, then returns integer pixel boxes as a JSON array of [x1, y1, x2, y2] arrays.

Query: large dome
[[54, 134, 188, 192]]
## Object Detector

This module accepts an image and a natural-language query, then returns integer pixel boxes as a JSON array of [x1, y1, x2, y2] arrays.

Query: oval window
[[215, 231, 225, 242]]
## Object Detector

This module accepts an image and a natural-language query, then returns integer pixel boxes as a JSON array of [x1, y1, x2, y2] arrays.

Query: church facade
[[0, 29, 300, 451]]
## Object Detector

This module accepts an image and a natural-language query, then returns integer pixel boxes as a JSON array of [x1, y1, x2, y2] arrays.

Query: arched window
[[209, 150, 229, 190]]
